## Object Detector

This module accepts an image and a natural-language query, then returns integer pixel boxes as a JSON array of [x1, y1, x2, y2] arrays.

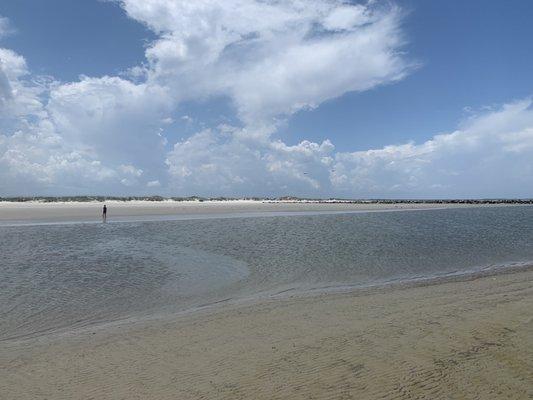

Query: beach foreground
[[2, 269, 532, 400]]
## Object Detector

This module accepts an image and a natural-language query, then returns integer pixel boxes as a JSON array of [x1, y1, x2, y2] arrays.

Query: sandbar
[[0, 200, 512, 224]]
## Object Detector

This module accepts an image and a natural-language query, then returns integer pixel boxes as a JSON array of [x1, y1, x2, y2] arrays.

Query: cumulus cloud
[[1, 1, 415, 195], [118, 0, 412, 124], [0, 48, 167, 194], [47, 75, 173, 170], [0, 48, 112, 194], [0, 48, 45, 118], [1, 3, 531, 198], [161, 99, 533, 198], [332, 99, 533, 198], [165, 126, 335, 196]]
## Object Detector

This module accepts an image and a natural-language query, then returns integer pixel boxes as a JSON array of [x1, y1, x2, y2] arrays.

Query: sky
[[0, 0, 532, 198]]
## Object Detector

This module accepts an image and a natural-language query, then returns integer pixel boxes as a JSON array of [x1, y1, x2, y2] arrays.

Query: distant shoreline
[[1, 199, 528, 225], [1, 196, 532, 204]]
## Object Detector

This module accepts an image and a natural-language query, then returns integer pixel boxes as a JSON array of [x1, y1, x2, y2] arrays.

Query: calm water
[[1, 206, 533, 340]]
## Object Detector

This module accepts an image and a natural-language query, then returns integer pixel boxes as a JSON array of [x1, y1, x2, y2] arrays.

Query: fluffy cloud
[[0, 127, 116, 194], [0, 47, 110, 194], [162, 99, 533, 197], [165, 126, 335, 196], [0, 48, 168, 194], [1, 3, 532, 198], [1, 1, 414, 195], [119, 0, 411, 124], [0, 48, 45, 120], [47, 75, 173, 172], [332, 99, 533, 198]]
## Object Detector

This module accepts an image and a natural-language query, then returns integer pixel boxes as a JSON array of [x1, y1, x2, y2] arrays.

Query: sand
[[2, 268, 532, 400], [0, 200, 508, 224]]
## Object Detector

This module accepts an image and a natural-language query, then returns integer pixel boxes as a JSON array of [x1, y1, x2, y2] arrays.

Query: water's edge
[[3, 260, 531, 345]]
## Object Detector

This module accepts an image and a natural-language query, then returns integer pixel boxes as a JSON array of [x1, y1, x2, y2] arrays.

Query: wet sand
[[0, 200, 505, 224], [2, 268, 532, 400]]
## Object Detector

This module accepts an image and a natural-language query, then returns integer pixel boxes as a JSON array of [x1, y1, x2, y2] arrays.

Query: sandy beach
[[0, 200, 509, 224], [2, 203, 532, 399], [2, 267, 532, 400]]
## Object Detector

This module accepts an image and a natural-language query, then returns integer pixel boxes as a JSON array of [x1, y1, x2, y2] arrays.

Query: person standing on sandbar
[[102, 204, 107, 223]]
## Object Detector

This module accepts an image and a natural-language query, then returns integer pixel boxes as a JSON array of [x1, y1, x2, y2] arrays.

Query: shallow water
[[1, 206, 533, 340]]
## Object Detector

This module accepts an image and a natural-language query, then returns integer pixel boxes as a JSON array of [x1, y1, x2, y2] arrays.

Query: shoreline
[[0, 200, 527, 225], [2, 203, 532, 399], [3, 261, 532, 344], [2, 266, 532, 399]]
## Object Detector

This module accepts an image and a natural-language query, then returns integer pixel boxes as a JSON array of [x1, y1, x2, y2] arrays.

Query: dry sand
[[2, 268, 532, 400], [0, 200, 505, 224]]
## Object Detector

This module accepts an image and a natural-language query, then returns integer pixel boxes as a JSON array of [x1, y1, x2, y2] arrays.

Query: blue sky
[[288, 0, 533, 150], [0, 0, 532, 197]]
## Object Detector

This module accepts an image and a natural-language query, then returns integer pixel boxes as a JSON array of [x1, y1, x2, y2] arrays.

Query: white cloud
[[162, 99, 533, 197], [0, 48, 45, 120], [0, 119, 117, 194], [0, 49, 168, 195], [165, 126, 335, 196], [1, 1, 415, 195], [180, 115, 192, 124], [47, 75, 173, 170], [323, 4, 369, 31], [119, 164, 143, 176], [1, 4, 532, 198], [119, 0, 412, 125], [0, 16, 14, 39], [147, 179, 161, 187], [0, 48, 115, 194], [331, 99, 533, 198]]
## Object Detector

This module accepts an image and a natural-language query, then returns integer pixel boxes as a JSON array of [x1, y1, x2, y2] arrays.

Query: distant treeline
[[1, 196, 532, 204]]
